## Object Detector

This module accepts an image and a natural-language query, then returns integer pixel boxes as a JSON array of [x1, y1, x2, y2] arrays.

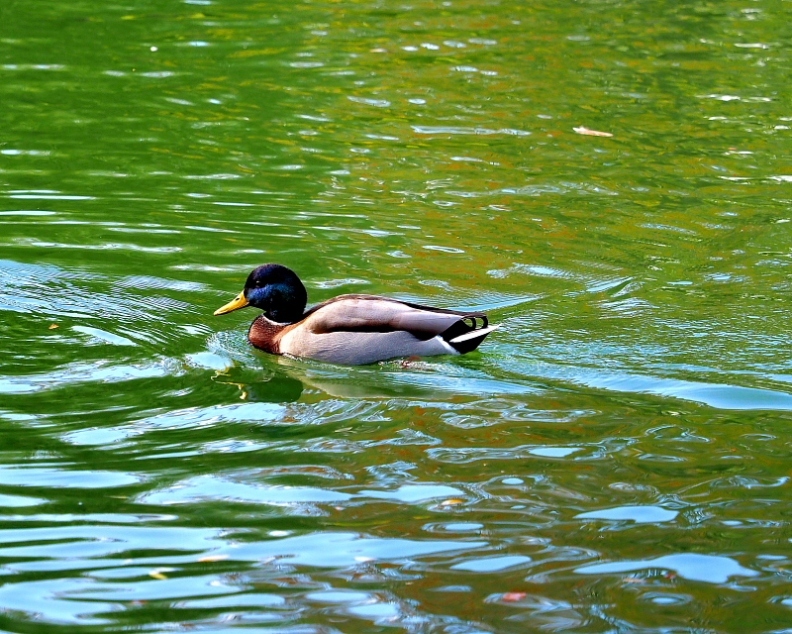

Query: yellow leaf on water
[[149, 571, 168, 580], [573, 126, 613, 137], [440, 498, 464, 506], [198, 555, 229, 563], [48, 324, 59, 330]]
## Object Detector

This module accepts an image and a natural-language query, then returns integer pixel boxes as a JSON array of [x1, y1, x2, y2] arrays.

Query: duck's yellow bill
[[214, 292, 249, 316]]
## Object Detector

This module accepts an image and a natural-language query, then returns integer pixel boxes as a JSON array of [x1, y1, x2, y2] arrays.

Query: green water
[[1, 0, 791, 631]]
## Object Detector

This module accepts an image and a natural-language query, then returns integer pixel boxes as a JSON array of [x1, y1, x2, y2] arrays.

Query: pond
[[1, 0, 790, 631]]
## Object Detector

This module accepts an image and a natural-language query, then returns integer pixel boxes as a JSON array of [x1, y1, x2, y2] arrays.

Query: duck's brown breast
[[248, 316, 286, 354]]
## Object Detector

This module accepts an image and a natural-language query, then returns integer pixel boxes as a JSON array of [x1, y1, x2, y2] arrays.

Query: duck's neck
[[248, 315, 288, 354]]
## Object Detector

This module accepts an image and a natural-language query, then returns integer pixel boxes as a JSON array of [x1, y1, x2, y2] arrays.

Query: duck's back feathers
[[257, 294, 496, 365], [303, 294, 486, 334]]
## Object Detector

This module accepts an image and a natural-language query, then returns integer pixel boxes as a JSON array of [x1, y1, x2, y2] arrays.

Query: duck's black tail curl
[[440, 314, 499, 354]]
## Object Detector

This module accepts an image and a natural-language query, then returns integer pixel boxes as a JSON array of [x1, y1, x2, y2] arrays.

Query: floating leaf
[[573, 126, 613, 137], [198, 555, 229, 563]]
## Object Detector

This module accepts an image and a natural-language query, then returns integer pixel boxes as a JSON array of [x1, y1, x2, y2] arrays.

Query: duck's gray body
[[250, 295, 498, 365]]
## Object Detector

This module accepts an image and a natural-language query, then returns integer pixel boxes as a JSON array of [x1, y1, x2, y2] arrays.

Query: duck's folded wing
[[304, 295, 487, 340]]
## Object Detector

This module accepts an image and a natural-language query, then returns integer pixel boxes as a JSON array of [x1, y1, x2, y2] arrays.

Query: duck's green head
[[214, 264, 308, 324]]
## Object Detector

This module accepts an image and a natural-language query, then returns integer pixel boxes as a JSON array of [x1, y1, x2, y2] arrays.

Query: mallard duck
[[214, 264, 499, 365]]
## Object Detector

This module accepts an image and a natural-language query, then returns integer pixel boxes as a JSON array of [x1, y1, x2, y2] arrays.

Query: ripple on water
[[574, 553, 760, 584], [137, 475, 465, 511], [427, 444, 586, 464], [0, 358, 185, 395], [0, 465, 143, 489], [576, 505, 679, 524]]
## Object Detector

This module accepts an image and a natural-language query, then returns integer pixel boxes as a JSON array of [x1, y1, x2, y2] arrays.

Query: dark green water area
[[1, 0, 791, 631]]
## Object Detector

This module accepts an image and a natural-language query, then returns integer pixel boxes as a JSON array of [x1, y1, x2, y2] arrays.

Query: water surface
[[1, 0, 791, 632]]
